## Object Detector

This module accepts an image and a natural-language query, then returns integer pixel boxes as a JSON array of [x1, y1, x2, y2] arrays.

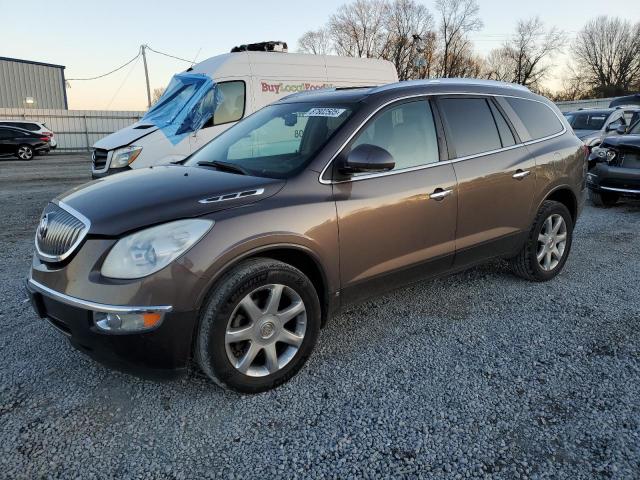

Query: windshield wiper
[[197, 160, 250, 176]]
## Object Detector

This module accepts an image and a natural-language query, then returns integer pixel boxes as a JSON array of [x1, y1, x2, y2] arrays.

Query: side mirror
[[616, 125, 627, 135], [340, 144, 395, 174], [606, 123, 619, 132]]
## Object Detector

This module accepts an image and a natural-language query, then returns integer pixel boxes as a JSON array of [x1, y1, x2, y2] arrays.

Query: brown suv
[[26, 79, 586, 392]]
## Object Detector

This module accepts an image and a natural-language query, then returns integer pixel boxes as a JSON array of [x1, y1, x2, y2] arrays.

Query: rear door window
[[439, 97, 502, 157], [505, 97, 563, 140], [488, 101, 516, 147]]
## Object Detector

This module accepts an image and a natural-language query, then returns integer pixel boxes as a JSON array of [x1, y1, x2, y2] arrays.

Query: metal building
[[0, 56, 68, 110]]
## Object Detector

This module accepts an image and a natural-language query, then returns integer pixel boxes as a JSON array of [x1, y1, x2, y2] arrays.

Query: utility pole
[[141, 44, 151, 108]]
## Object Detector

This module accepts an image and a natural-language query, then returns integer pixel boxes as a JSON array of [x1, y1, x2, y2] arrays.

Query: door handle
[[512, 169, 530, 180], [429, 188, 453, 201]]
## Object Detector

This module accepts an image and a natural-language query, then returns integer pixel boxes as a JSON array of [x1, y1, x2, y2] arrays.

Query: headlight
[[101, 219, 213, 279], [110, 146, 143, 169], [591, 146, 607, 159], [606, 149, 616, 162]]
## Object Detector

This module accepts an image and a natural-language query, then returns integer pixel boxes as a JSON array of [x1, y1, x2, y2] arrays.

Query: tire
[[510, 200, 573, 282], [196, 258, 321, 393], [16, 145, 34, 161], [589, 190, 619, 207]]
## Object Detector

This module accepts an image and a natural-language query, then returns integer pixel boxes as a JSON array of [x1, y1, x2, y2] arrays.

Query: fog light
[[94, 311, 163, 333]]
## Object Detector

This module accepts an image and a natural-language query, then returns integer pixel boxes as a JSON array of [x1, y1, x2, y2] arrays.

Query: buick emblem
[[38, 213, 50, 239]]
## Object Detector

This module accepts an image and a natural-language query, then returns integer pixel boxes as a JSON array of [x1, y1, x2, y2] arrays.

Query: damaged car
[[588, 119, 640, 206]]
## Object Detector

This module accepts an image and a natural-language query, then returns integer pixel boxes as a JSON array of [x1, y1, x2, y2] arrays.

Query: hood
[[93, 121, 158, 151], [573, 129, 599, 140], [57, 165, 285, 236], [600, 134, 640, 150]]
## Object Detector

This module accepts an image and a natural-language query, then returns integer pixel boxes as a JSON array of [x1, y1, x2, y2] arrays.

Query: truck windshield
[[186, 102, 355, 179], [142, 74, 210, 125]]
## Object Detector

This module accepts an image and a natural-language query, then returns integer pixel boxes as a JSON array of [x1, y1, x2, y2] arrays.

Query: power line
[[144, 45, 194, 64], [105, 54, 141, 110], [67, 50, 141, 81]]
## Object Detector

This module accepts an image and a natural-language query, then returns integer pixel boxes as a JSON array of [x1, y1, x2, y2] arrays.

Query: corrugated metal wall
[[0, 59, 66, 109], [0, 108, 144, 152]]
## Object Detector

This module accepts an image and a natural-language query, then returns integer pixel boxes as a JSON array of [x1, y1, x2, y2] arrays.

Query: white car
[[0, 120, 56, 151]]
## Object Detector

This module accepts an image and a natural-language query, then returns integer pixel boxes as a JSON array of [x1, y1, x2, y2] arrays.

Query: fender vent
[[199, 188, 265, 204]]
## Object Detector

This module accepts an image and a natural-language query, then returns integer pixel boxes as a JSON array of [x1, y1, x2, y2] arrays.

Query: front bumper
[[587, 163, 640, 196], [26, 278, 197, 378]]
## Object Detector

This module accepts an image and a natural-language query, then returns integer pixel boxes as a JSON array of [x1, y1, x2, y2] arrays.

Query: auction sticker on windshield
[[303, 108, 347, 117]]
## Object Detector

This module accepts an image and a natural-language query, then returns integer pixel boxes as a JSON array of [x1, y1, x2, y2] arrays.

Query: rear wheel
[[510, 200, 573, 282], [16, 145, 34, 160], [589, 190, 619, 207], [196, 258, 321, 393]]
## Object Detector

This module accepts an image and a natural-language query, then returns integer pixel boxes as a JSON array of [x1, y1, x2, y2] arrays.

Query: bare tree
[[381, 0, 434, 80], [434, 0, 482, 77], [298, 29, 332, 55], [483, 48, 514, 82], [484, 17, 564, 88], [328, 0, 389, 57], [151, 87, 165, 105], [553, 69, 589, 101], [572, 16, 640, 97]]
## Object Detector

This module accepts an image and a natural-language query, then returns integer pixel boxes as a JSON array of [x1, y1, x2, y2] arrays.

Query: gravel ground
[[1, 154, 639, 479]]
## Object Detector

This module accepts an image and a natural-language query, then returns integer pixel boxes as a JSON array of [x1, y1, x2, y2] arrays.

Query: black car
[[587, 119, 640, 206], [0, 126, 50, 160]]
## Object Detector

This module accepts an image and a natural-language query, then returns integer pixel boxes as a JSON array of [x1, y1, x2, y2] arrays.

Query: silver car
[[563, 107, 640, 148]]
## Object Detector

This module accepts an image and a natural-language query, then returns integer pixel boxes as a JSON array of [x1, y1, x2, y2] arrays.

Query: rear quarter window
[[505, 97, 563, 140]]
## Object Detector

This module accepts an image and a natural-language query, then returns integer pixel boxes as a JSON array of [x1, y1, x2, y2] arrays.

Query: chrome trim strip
[[28, 278, 173, 314], [34, 201, 91, 263], [198, 188, 265, 204], [600, 186, 640, 194], [318, 92, 567, 185]]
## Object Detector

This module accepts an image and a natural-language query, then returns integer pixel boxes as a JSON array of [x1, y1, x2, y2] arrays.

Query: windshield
[[186, 102, 355, 178], [142, 74, 210, 125], [565, 112, 609, 130]]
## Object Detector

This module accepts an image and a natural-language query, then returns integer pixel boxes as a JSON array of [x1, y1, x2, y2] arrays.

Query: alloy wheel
[[18, 146, 33, 160], [536, 214, 567, 271], [225, 284, 307, 377]]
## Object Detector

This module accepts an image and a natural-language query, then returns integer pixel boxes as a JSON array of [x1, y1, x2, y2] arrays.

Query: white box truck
[[91, 42, 398, 177]]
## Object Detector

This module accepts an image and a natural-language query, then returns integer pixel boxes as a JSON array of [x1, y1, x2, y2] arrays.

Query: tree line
[[297, 0, 640, 100]]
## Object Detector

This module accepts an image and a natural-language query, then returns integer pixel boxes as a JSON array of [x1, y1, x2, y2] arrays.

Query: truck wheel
[[590, 190, 619, 207], [510, 200, 573, 282], [16, 145, 34, 160], [196, 258, 321, 393]]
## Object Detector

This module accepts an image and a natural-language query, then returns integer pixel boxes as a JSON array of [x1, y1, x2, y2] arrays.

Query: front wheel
[[510, 200, 574, 282], [196, 258, 321, 393], [589, 190, 619, 207], [16, 145, 34, 160]]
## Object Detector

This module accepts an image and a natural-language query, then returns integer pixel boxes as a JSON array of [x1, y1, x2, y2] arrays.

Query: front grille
[[92, 149, 109, 170], [35, 203, 89, 262]]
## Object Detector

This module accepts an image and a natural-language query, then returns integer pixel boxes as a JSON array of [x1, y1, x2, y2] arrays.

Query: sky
[[1, 0, 638, 111]]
